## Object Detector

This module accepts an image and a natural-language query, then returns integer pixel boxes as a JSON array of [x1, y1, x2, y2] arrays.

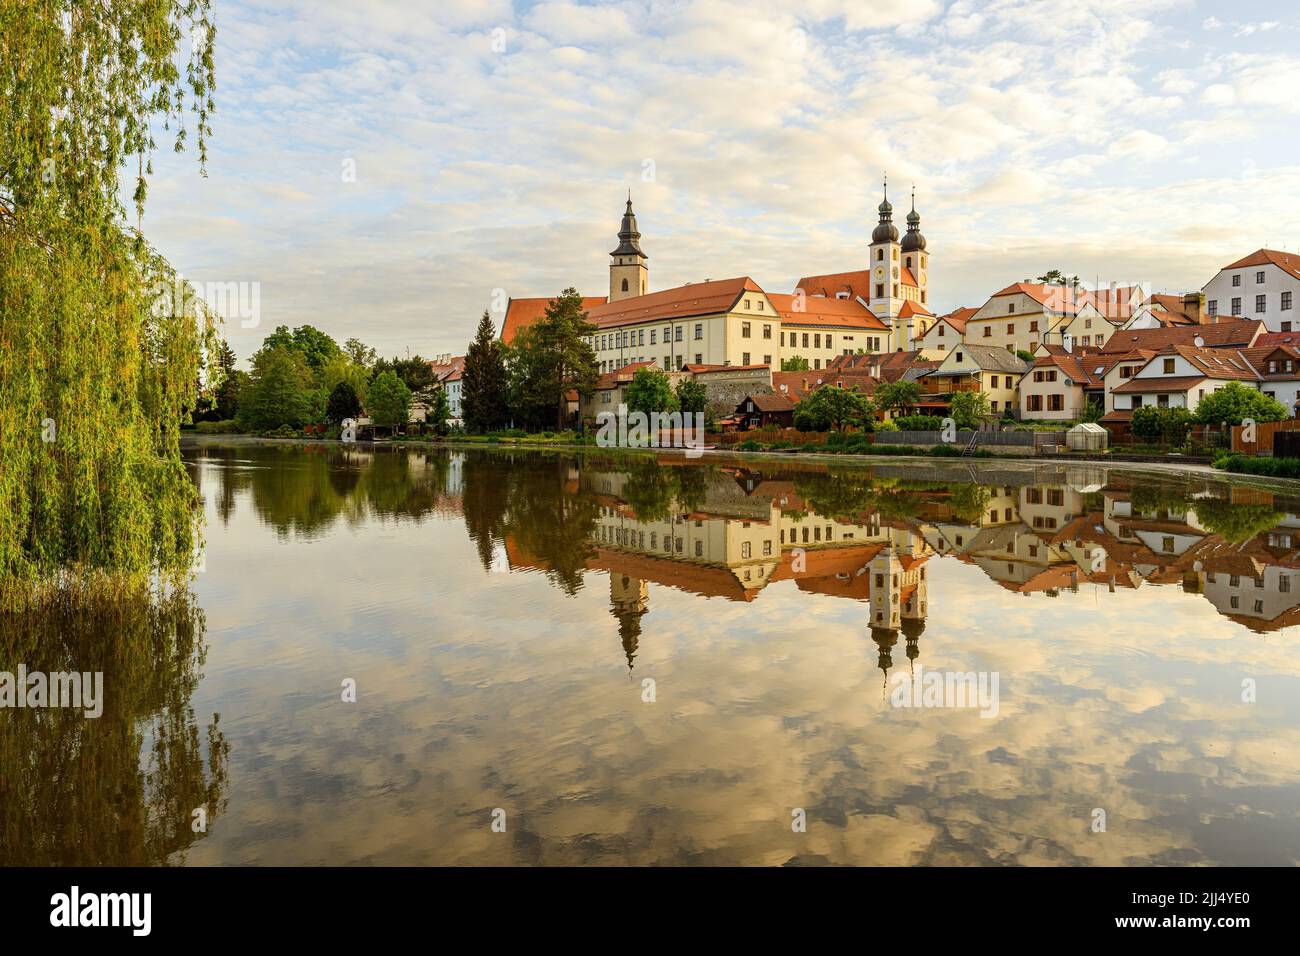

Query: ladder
[[961, 430, 980, 457]]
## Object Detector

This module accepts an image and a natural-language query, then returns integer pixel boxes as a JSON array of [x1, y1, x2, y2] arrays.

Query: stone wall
[[694, 368, 773, 419]]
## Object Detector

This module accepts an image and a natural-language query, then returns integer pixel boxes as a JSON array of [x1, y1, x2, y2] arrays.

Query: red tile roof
[[501, 296, 607, 345], [795, 269, 872, 302], [586, 277, 762, 329], [1220, 248, 1300, 280], [1111, 375, 1208, 394], [935, 306, 977, 333], [1099, 320, 1263, 353], [768, 293, 888, 331]]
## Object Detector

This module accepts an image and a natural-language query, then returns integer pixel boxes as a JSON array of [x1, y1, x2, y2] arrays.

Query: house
[[767, 293, 890, 369], [963, 282, 1082, 355], [1019, 353, 1105, 421], [914, 306, 977, 360], [1101, 345, 1260, 431], [1239, 344, 1300, 414], [922, 344, 1031, 418], [735, 392, 796, 430], [1202, 249, 1300, 330], [1051, 300, 1124, 350], [1099, 319, 1264, 354], [578, 361, 687, 422], [1121, 292, 1206, 330], [427, 353, 465, 420]]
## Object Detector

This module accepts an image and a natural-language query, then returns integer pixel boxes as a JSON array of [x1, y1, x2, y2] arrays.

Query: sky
[[140, 0, 1300, 364]]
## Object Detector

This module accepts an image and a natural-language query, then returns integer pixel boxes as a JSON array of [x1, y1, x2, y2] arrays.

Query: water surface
[[4, 442, 1300, 866]]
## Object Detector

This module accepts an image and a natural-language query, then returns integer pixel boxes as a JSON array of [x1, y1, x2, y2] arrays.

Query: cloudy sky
[[142, 0, 1300, 363]]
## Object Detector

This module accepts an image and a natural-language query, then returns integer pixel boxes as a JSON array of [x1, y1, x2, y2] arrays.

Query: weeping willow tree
[[0, 1, 218, 611]]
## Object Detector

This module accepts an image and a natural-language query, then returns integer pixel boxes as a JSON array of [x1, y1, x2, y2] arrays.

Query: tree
[[344, 337, 377, 368], [625, 367, 678, 415], [1035, 270, 1080, 287], [237, 347, 319, 431], [948, 390, 991, 428], [793, 385, 871, 432], [427, 387, 451, 436], [1193, 382, 1289, 426], [675, 377, 708, 415], [781, 355, 810, 371], [258, 325, 343, 373], [462, 311, 509, 432], [325, 381, 362, 424], [375, 354, 435, 393], [1, 0, 217, 611], [321, 355, 371, 406], [367, 370, 411, 431], [508, 288, 598, 430], [874, 380, 922, 417], [1016, 349, 1036, 364], [213, 341, 242, 420]]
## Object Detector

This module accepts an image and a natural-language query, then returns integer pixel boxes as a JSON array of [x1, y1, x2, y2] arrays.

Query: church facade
[[501, 184, 936, 373]]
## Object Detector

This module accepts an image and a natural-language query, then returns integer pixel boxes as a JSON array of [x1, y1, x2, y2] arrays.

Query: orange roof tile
[[501, 295, 607, 345], [1099, 320, 1263, 354], [768, 293, 888, 331], [587, 277, 763, 329], [1220, 248, 1300, 280]]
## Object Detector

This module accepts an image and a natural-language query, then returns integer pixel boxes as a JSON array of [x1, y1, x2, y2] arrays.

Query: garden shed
[[1066, 422, 1108, 452]]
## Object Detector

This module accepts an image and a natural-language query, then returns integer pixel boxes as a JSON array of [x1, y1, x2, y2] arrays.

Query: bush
[[194, 419, 241, 434], [893, 415, 944, 431], [1213, 454, 1300, 479]]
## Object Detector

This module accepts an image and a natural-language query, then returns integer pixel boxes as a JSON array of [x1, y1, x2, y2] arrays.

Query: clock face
[[875, 267, 884, 279], [920, 273, 927, 286]]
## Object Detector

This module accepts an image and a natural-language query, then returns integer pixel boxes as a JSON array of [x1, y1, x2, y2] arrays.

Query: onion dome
[[872, 179, 898, 243], [901, 188, 926, 253]]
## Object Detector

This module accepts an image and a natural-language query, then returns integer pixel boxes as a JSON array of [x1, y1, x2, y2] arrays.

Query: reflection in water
[[10, 441, 1300, 865], [0, 590, 227, 865]]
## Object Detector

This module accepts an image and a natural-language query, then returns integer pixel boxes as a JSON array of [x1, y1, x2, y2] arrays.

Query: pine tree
[[508, 289, 598, 431], [462, 311, 509, 432]]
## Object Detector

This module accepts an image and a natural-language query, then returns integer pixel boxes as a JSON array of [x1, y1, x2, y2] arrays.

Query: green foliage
[[259, 325, 343, 373], [1213, 453, 1300, 481], [507, 288, 598, 430], [1016, 349, 1036, 364], [321, 355, 371, 406], [894, 414, 945, 431], [874, 380, 922, 416], [326, 381, 362, 424], [237, 347, 319, 431], [367, 370, 412, 430], [344, 337, 377, 367], [427, 387, 451, 436], [625, 366, 679, 415], [1, 0, 218, 611], [675, 377, 708, 415], [1194, 382, 1289, 426], [194, 419, 241, 435], [793, 384, 872, 431], [948, 390, 991, 428], [1082, 399, 1103, 424], [374, 354, 436, 394], [1133, 405, 1194, 443], [781, 355, 810, 371], [462, 311, 509, 432]]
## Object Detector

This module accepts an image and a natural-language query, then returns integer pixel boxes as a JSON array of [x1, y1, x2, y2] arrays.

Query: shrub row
[[1213, 454, 1300, 479]]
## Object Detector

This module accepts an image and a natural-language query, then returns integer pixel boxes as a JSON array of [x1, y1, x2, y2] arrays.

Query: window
[[650, 330, 656, 344], [763, 324, 772, 339], [742, 321, 751, 338], [1232, 297, 1241, 315], [763, 540, 772, 556], [1256, 271, 1266, 284], [675, 355, 683, 369], [1027, 394, 1043, 411], [1048, 394, 1064, 412], [875, 284, 884, 297], [742, 352, 750, 365], [814, 334, 821, 348], [694, 323, 703, 339], [763, 355, 771, 365], [675, 326, 683, 342], [937, 325, 945, 336], [991, 400, 998, 412], [621, 278, 628, 292], [1257, 294, 1267, 313], [741, 542, 751, 559], [1008, 323, 1015, 334], [1284, 322, 1293, 333], [744, 299, 751, 310], [1029, 320, 1038, 332], [1163, 358, 1175, 374], [601, 391, 611, 404], [1232, 274, 1241, 287], [1208, 300, 1217, 316], [1283, 292, 1293, 311], [802, 333, 809, 348], [983, 326, 992, 337], [694, 353, 702, 365], [876, 248, 883, 261], [955, 352, 963, 363], [757, 301, 764, 311], [1008, 303, 1016, 314]]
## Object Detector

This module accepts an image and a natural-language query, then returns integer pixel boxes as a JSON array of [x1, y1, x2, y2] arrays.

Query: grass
[[1213, 453, 1300, 479]]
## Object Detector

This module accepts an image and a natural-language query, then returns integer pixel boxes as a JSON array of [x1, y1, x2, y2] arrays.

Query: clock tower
[[867, 177, 902, 343]]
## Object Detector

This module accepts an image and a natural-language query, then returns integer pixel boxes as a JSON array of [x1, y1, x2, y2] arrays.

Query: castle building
[[502, 186, 938, 373]]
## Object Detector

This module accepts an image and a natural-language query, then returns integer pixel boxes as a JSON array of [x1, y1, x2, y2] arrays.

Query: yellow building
[[964, 282, 1078, 355]]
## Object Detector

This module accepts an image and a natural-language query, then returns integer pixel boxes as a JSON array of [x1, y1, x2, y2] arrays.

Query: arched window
[[621, 278, 629, 292]]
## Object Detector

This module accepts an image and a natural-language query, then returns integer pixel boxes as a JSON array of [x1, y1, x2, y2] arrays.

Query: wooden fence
[[1231, 419, 1300, 454]]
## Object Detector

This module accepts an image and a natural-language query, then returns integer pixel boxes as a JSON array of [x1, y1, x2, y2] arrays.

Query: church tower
[[867, 177, 901, 338], [609, 193, 648, 302]]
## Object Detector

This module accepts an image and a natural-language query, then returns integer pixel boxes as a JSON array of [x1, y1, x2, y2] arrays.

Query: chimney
[[1184, 291, 1206, 325]]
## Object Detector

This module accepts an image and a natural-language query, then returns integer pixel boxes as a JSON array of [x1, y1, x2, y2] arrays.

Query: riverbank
[[181, 432, 1250, 484]]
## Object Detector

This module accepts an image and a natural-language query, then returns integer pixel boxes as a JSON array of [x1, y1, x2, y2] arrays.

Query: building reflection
[[494, 459, 1300, 666]]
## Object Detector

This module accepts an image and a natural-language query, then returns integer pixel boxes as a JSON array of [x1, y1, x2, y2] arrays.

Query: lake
[[4, 441, 1300, 865]]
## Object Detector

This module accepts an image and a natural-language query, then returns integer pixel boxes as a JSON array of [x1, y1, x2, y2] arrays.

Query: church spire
[[610, 192, 649, 301], [872, 174, 899, 243], [611, 193, 647, 259]]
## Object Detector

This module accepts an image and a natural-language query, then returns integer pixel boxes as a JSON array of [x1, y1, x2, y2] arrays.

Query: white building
[[1202, 249, 1300, 330]]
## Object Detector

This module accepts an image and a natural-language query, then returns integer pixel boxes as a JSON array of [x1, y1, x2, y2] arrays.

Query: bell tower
[[868, 176, 901, 337], [609, 193, 648, 302]]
